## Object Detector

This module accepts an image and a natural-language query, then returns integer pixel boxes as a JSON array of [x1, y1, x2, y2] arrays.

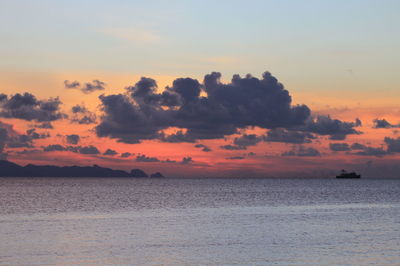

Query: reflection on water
[[0, 178, 399, 265]]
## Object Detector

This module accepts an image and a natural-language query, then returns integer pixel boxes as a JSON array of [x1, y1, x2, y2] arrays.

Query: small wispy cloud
[[99, 28, 160, 43]]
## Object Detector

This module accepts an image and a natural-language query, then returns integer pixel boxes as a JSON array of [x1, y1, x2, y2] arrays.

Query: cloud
[[43, 144, 67, 152], [194, 144, 212, 152], [135, 154, 160, 162], [103, 149, 118, 156], [64, 80, 106, 94], [282, 146, 321, 157], [161, 130, 196, 143], [34, 122, 53, 129], [220, 134, 263, 151], [70, 104, 97, 124], [348, 142, 387, 157], [96, 72, 311, 144], [0, 93, 65, 122], [373, 119, 400, 129], [181, 157, 193, 164], [64, 80, 80, 89], [220, 144, 247, 150], [233, 134, 263, 147], [384, 137, 400, 153], [135, 154, 193, 164], [78, 145, 100, 154], [120, 152, 132, 158], [66, 134, 80, 145], [344, 138, 400, 157], [0, 127, 8, 159], [71, 105, 88, 113], [264, 128, 315, 144], [226, 156, 245, 160], [298, 115, 361, 140], [329, 143, 350, 151], [42, 144, 100, 154], [7, 128, 50, 148], [350, 143, 365, 150]]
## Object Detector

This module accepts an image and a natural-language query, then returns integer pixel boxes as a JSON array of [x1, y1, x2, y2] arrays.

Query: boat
[[336, 170, 361, 178]]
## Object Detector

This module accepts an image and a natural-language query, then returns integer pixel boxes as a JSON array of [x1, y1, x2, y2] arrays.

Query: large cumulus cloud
[[96, 72, 311, 143]]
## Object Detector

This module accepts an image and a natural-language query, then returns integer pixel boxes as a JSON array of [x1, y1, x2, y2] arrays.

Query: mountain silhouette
[[0, 160, 164, 178]]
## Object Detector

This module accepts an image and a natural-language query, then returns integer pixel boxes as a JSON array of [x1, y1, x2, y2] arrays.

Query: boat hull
[[336, 175, 361, 178]]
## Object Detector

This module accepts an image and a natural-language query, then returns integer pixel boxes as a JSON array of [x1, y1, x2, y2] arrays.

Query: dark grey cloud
[[194, 144, 212, 152], [65, 80, 106, 94], [66, 134, 80, 145], [329, 143, 350, 151], [103, 148, 118, 156], [373, 119, 400, 129], [233, 134, 263, 147], [64, 80, 80, 89], [226, 156, 245, 160], [26, 128, 50, 140], [0, 127, 8, 159], [220, 144, 247, 150], [181, 157, 193, 164], [120, 152, 132, 158], [70, 104, 97, 124], [282, 146, 321, 157], [264, 128, 315, 144], [134, 154, 193, 164], [0, 93, 65, 122], [43, 144, 68, 152], [34, 122, 53, 129], [384, 137, 400, 153], [347, 142, 387, 157], [78, 145, 100, 154], [7, 128, 50, 148], [42, 144, 99, 154], [135, 154, 160, 162], [96, 72, 311, 144], [350, 143, 365, 150], [298, 115, 361, 140], [71, 105, 88, 113], [219, 133, 263, 152], [161, 131, 196, 143]]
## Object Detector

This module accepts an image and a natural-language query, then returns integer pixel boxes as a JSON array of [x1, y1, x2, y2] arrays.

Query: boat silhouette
[[336, 169, 361, 179]]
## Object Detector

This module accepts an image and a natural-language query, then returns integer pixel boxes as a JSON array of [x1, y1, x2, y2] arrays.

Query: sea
[[0, 177, 399, 265]]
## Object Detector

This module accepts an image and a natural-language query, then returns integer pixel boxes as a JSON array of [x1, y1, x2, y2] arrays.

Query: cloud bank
[[96, 72, 311, 143]]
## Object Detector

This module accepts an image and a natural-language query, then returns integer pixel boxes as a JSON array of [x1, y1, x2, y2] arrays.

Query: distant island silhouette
[[0, 160, 164, 178]]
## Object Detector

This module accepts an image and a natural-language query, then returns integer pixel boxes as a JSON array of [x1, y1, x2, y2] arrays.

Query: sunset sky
[[1, 0, 399, 177]]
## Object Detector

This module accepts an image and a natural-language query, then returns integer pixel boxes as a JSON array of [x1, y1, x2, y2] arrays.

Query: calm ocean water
[[0, 177, 399, 265]]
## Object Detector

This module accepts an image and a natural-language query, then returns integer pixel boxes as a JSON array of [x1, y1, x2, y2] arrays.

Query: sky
[[0, 0, 399, 177]]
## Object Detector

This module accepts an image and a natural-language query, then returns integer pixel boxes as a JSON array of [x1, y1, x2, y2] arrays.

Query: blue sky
[[1, 0, 399, 76]]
